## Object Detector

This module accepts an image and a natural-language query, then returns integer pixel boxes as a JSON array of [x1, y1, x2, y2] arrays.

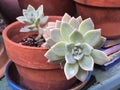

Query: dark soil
[[19, 34, 45, 47]]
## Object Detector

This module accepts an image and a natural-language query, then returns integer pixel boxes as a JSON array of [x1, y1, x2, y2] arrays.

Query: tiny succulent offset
[[45, 13, 108, 81], [16, 5, 48, 41]]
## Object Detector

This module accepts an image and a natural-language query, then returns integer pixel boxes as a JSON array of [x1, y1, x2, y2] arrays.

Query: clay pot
[[18, 0, 76, 16], [2, 16, 77, 90], [15, 64, 76, 90], [5, 61, 92, 90], [0, 0, 21, 24], [74, 0, 120, 39], [2, 16, 61, 69]]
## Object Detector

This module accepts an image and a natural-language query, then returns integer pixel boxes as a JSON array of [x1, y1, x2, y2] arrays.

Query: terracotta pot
[[3, 16, 61, 69], [2, 16, 77, 90], [74, 0, 120, 39], [0, 0, 22, 24], [18, 0, 76, 16], [15, 64, 76, 90], [5, 61, 92, 90]]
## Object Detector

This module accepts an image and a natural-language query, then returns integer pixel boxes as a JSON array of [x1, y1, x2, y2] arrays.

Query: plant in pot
[[74, 0, 120, 39], [44, 13, 108, 81], [3, 5, 108, 90]]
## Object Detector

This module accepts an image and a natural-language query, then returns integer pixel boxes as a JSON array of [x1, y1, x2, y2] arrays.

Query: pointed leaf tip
[[84, 29, 101, 47], [76, 68, 89, 82], [51, 41, 66, 56], [61, 22, 73, 41], [45, 49, 63, 62], [91, 49, 108, 65], [65, 53, 76, 64], [69, 17, 79, 29], [79, 55, 94, 71], [64, 63, 79, 80], [51, 28, 62, 42], [69, 30, 83, 43], [79, 18, 94, 35], [62, 13, 71, 22]]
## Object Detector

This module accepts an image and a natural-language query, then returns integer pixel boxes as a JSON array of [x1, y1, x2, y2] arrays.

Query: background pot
[[0, 43, 9, 78], [74, 0, 120, 39], [2, 16, 77, 90], [0, 13, 9, 78], [18, 0, 76, 16], [0, 0, 21, 24]]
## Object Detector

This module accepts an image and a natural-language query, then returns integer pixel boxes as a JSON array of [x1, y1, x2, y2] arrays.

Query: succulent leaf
[[26, 5, 36, 23], [79, 55, 94, 71], [69, 30, 83, 43], [51, 41, 66, 56], [76, 68, 89, 82], [16, 16, 31, 24], [60, 23, 73, 41], [55, 20, 61, 28], [74, 54, 83, 61], [62, 13, 71, 22], [94, 36, 106, 49], [69, 17, 79, 29], [48, 58, 65, 64], [44, 49, 63, 62], [22, 10, 31, 22], [91, 49, 108, 65], [79, 18, 94, 35], [23, 9, 27, 16], [36, 5, 43, 18], [64, 63, 79, 80], [65, 43, 74, 53], [84, 29, 101, 47], [76, 16, 82, 24], [81, 43, 93, 55], [40, 16, 49, 24], [20, 26, 35, 32], [43, 38, 55, 48], [65, 52, 76, 64], [51, 28, 62, 42], [27, 5, 36, 12], [43, 26, 55, 40]]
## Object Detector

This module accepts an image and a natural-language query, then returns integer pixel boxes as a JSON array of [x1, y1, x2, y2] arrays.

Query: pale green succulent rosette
[[45, 15, 108, 81], [17, 5, 48, 25], [16, 5, 48, 40]]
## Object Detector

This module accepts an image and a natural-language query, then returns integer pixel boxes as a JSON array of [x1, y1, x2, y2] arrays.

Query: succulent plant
[[16, 5, 48, 41], [45, 13, 108, 81]]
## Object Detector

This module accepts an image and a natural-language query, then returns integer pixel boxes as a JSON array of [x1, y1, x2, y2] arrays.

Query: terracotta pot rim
[[2, 16, 62, 50], [74, 0, 120, 8]]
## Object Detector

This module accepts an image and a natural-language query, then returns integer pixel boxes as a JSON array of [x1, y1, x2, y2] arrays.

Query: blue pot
[[5, 61, 92, 90], [5, 61, 25, 90]]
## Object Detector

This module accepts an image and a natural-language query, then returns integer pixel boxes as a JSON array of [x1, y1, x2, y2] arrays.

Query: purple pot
[[0, 0, 22, 24]]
